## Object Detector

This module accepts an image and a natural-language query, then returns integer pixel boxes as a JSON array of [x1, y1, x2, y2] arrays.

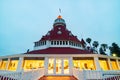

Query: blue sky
[[0, 0, 120, 56]]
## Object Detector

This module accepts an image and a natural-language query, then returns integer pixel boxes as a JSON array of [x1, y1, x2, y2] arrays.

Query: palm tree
[[92, 41, 99, 48], [101, 44, 108, 51], [86, 38, 92, 47], [92, 41, 99, 53], [109, 42, 120, 57], [99, 44, 108, 55]]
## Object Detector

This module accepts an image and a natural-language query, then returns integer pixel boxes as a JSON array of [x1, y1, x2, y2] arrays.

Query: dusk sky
[[0, 0, 120, 56]]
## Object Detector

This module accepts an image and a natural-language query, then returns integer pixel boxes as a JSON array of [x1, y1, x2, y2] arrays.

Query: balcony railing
[[0, 68, 44, 80], [73, 68, 120, 80]]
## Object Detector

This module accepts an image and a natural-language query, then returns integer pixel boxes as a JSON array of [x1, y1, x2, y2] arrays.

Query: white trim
[[44, 57, 48, 75], [69, 57, 73, 75], [116, 59, 120, 70], [0, 54, 120, 60], [17, 57, 23, 71], [54, 58, 56, 74], [94, 57, 101, 70], [108, 58, 112, 70], [34, 40, 84, 50], [6, 58, 10, 70], [61, 59, 64, 74]]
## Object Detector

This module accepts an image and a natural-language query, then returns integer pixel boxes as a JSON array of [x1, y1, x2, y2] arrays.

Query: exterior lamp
[[112, 53, 116, 57]]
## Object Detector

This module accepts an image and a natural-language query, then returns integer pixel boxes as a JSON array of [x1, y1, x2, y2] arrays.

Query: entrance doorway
[[48, 58, 69, 75]]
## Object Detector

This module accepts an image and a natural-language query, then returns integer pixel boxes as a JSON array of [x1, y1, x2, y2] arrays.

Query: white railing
[[21, 68, 44, 80], [102, 70, 120, 79], [83, 70, 103, 80], [73, 68, 84, 80], [0, 68, 44, 80], [0, 70, 22, 80], [73, 68, 120, 80]]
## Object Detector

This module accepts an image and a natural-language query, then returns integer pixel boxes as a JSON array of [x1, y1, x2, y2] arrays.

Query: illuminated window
[[73, 57, 95, 70], [64, 59, 69, 74], [99, 58, 109, 70], [56, 59, 62, 74], [23, 57, 44, 71], [0, 59, 8, 70], [47, 58, 69, 75], [111, 59, 118, 70], [48, 58, 54, 74], [8, 59, 19, 71]]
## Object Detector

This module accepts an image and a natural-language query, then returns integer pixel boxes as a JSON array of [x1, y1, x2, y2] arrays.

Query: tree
[[92, 41, 99, 53], [109, 42, 120, 57], [101, 44, 108, 51], [99, 44, 108, 55], [86, 38, 92, 47], [99, 47, 105, 55]]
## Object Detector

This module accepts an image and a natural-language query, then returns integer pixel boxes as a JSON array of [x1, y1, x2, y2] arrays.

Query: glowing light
[[99, 60, 109, 70], [8, 60, 18, 71], [57, 15, 62, 19], [73, 59, 95, 70], [23, 60, 44, 70], [111, 60, 118, 70], [0, 61, 7, 70], [112, 53, 116, 57]]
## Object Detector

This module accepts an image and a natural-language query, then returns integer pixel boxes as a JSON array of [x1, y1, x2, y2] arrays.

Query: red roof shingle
[[26, 47, 91, 54]]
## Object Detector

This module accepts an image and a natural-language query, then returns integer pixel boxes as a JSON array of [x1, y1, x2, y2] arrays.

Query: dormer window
[[47, 32, 50, 36], [57, 31, 62, 34], [69, 32, 72, 36], [58, 27, 61, 30]]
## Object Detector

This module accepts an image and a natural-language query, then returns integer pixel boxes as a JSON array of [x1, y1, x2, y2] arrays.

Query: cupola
[[53, 15, 66, 27]]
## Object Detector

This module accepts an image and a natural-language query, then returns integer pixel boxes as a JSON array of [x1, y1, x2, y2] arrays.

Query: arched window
[[38, 42, 40, 46], [36, 42, 39, 46], [60, 41, 62, 45], [51, 41, 53, 45], [44, 41, 46, 45], [57, 41, 59, 45], [54, 41, 56, 45], [69, 41, 71, 45], [71, 42, 73, 46], [74, 43, 75, 46]]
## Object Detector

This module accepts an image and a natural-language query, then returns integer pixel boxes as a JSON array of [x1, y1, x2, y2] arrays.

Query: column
[[17, 57, 24, 71], [94, 57, 101, 70], [54, 58, 56, 74], [44, 57, 48, 75], [116, 59, 120, 70], [0, 59, 2, 68], [69, 57, 73, 75], [61, 58, 64, 74], [108, 58, 112, 70], [6, 58, 10, 70]]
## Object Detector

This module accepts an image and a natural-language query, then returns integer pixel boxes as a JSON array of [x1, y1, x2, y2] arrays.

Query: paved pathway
[[39, 76, 78, 80]]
